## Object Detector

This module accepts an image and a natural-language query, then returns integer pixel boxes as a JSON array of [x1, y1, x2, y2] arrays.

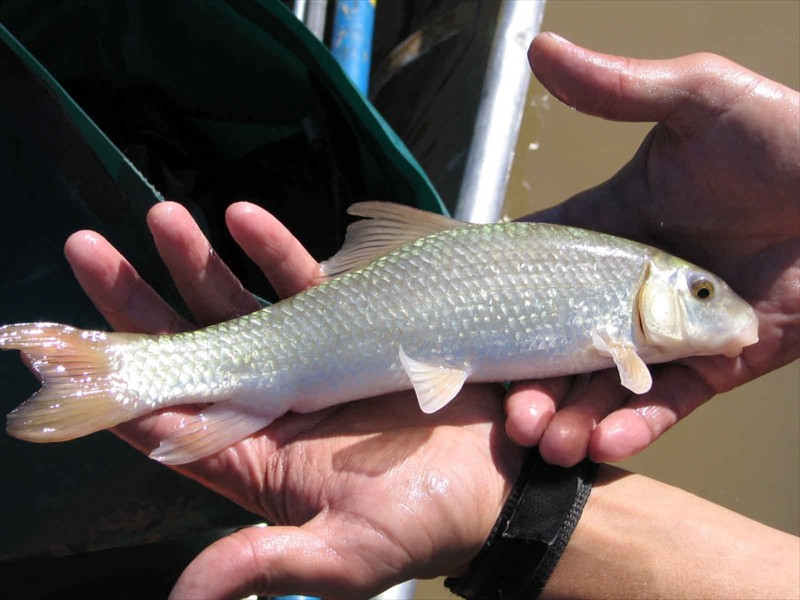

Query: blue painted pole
[[275, 3, 373, 593], [331, 0, 376, 95]]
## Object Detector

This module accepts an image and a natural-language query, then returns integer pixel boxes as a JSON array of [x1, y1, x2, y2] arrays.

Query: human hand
[[504, 33, 799, 465], [64, 201, 526, 599]]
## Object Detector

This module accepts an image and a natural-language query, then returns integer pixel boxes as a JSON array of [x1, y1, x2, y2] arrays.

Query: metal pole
[[305, 0, 329, 42], [331, 0, 377, 95], [454, 0, 546, 223], [372, 580, 417, 599], [293, 0, 308, 21]]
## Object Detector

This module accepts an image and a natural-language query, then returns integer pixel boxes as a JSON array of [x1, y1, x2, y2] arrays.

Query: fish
[[0, 202, 759, 464]]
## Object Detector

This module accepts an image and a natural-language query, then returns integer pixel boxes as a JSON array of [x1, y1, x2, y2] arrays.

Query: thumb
[[169, 524, 361, 600], [528, 32, 760, 134]]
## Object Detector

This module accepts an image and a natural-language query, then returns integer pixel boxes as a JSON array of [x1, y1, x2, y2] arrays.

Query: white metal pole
[[454, 0, 546, 223], [293, 0, 308, 21], [305, 0, 329, 42]]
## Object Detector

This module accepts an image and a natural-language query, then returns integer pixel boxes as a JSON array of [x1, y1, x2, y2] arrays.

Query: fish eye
[[690, 277, 715, 301]]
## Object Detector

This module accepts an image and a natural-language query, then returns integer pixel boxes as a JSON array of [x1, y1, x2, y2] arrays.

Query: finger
[[504, 377, 572, 447], [64, 230, 191, 334], [147, 202, 261, 325], [170, 523, 375, 600], [528, 32, 761, 134], [588, 363, 715, 462], [65, 228, 243, 480], [226, 202, 322, 299], [539, 370, 630, 467]]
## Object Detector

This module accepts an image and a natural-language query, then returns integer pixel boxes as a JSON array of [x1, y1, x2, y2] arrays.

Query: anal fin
[[150, 401, 276, 465], [399, 346, 469, 414], [592, 329, 652, 394]]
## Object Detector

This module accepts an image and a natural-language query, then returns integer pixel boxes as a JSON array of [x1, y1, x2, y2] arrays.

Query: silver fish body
[[1, 203, 759, 463], [120, 224, 641, 409]]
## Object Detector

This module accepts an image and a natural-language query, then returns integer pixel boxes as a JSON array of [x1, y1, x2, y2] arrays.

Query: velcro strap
[[445, 450, 597, 599]]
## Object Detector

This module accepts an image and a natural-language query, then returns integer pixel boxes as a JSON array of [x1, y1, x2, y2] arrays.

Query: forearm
[[542, 465, 800, 599]]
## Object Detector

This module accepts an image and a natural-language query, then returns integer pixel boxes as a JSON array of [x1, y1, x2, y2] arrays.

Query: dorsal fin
[[320, 202, 463, 278]]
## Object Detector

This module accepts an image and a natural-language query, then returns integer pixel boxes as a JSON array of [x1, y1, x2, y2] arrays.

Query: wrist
[[542, 466, 800, 599], [446, 436, 528, 580], [446, 449, 597, 599]]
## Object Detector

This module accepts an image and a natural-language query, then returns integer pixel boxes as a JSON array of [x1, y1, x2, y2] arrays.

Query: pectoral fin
[[592, 330, 652, 394], [399, 347, 469, 414]]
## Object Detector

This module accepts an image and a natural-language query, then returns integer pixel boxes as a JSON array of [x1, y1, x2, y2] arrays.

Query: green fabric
[[0, 0, 444, 563], [1, 0, 444, 214], [0, 23, 160, 198]]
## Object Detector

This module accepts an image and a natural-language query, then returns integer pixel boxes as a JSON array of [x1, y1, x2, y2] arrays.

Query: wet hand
[[503, 33, 799, 465], [64, 202, 526, 599]]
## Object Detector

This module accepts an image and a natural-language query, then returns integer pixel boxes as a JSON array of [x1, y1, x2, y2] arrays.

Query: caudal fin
[[1, 323, 141, 442]]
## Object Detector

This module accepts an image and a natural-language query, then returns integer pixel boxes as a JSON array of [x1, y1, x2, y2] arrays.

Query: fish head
[[637, 254, 759, 359]]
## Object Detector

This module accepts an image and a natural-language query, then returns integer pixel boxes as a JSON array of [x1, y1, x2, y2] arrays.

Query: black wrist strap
[[445, 450, 597, 600]]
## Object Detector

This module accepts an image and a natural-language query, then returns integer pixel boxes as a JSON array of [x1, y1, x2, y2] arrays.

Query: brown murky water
[[416, 1, 799, 597]]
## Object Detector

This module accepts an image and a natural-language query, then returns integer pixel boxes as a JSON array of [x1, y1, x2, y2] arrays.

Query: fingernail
[[544, 31, 574, 46]]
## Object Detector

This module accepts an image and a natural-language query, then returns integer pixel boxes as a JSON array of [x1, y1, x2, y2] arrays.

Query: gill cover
[[638, 259, 686, 347]]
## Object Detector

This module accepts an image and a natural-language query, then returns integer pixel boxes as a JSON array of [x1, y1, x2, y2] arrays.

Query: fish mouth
[[722, 311, 759, 358]]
